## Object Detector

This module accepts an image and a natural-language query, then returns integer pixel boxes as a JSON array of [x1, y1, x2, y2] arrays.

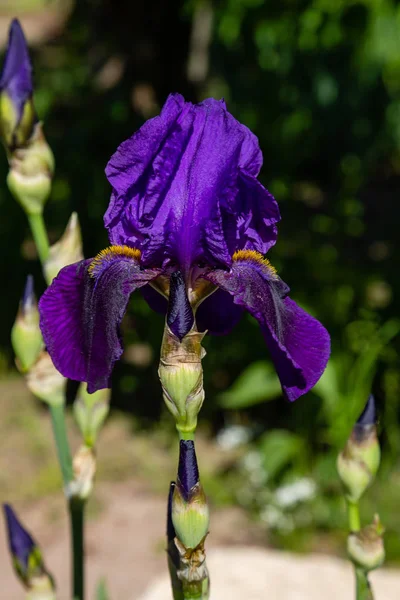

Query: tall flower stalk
[[0, 19, 103, 600], [337, 395, 385, 599]]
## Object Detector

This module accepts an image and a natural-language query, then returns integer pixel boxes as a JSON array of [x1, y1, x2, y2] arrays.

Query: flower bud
[[7, 123, 54, 216], [347, 515, 385, 572], [337, 395, 380, 502], [68, 445, 96, 500], [3, 504, 54, 592], [44, 212, 83, 284], [11, 275, 43, 372], [0, 20, 37, 150], [26, 351, 66, 406], [171, 440, 209, 550], [159, 326, 206, 435], [73, 384, 110, 447]]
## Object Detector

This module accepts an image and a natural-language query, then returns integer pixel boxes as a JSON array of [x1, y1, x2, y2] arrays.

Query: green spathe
[[159, 328, 206, 436], [73, 384, 110, 447], [172, 483, 209, 550], [337, 426, 380, 503], [7, 123, 54, 216], [11, 294, 43, 373], [347, 516, 385, 572], [0, 92, 36, 149]]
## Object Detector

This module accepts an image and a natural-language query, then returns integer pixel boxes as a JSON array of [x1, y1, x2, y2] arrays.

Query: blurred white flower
[[274, 478, 317, 509], [216, 424, 251, 450]]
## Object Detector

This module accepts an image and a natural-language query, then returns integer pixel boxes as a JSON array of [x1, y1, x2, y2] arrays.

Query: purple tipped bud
[[3, 504, 35, 571], [0, 20, 36, 148], [357, 394, 377, 427], [11, 275, 43, 372], [21, 274, 35, 315], [172, 440, 209, 549], [167, 271, 194, 341], [337, 394, 381, 503], [177, 440, 199, 501]]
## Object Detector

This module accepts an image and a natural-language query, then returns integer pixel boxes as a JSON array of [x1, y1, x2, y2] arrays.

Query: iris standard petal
[[105, 93, 280, 271], [204, 251, 330, 401], [39, 247, 160, 392]]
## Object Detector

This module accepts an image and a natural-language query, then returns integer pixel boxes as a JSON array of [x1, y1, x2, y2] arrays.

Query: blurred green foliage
[[1, 0, 400, 556]]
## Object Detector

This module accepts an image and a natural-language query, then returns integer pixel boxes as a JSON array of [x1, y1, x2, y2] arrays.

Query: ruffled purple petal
[[196, 288, 243, 335], [204, 256, 330, 401], [0, 20, 33, 122], [105, 93, 280, 271], [39, 251, 160, 392]]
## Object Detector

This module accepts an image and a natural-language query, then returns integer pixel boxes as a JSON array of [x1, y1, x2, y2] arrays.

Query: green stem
[[49, 403, 73, 487], [70, 499, 85, 600], [177, 429, 195, 441], [356, 568, 374, 600], [347, 500, 361, 532], [27, 212, 50, 264]]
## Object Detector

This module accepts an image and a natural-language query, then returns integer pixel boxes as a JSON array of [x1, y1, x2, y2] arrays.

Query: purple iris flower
[[0, 19, 36, 147], [39, 94, 330, 400]]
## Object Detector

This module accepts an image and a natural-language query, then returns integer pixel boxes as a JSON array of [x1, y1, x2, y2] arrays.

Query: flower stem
[[27, 212, 50, 264], [347, 500, 361, 532], [70, 498, 85, 600], [49, 403, 73, 488], [49, 403, 85, 600], [355, 568, 374, 600], [178, 429, 195, 441]]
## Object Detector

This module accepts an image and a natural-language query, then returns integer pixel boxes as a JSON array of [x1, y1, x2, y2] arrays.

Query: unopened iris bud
[[171, 440, 209, 550], [159, 271, 205, 435], [167, 271, 195, 341], [0, 20, 36, 150], [347, 515, 385, 572], [26, 351, 66, 406], [337, 394, 380, 503], [7, 123, 54, 216], [11, 275, 43, 372], [3, 504, 54, 594], [44, 212, 83, 284], [73, 383, 110, 447]]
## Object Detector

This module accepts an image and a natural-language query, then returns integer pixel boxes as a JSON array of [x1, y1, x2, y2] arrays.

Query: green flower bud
[[159, 327, 206, 436], [11, 275, 43, 372], [347, 515, 385, 572], [25, 351, 66, 406], [171, 440, 209, 550], [7, 123, 54, 216], [73, 384, 110, 447], [44, 212, 83, 284], [337, 395, 380, 502]]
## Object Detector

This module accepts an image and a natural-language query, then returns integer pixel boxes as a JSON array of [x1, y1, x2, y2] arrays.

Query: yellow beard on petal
[[232, 249, 278, 277], [88, 245, 141, 278]]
